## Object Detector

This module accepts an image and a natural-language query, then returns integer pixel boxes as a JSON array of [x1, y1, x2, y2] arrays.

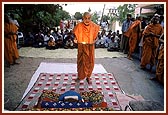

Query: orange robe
[[124, 20, 141, 54], [73, 21, 100, 80], [156, 44, 164, 84], [4, 22, 19, 64], [48, 40, 56, 46], [140, 23, 163, 68]]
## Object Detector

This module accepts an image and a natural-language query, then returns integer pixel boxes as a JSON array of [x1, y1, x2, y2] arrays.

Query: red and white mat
[[22, 62, 107, 100], [16, 62, 144, 111], [16, 72, 122, 111]]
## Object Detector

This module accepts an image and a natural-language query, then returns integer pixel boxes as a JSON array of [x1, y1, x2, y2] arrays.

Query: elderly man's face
[[83, 14, 91, 26], [152, 16, 160, 24]]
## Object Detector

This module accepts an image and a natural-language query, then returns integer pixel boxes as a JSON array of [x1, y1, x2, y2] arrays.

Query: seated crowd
[[24, 28, 76, 49], [95, 29, 121, 51], [23, 27, 122, 51]]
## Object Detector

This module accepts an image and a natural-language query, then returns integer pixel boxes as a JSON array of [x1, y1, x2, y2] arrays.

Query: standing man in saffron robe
[[150, 33, 164, 84], [4, 14, 20, 67], [73, 12, 100, 84], [124, 16, 142, 60], [140, 15, 163, 71]]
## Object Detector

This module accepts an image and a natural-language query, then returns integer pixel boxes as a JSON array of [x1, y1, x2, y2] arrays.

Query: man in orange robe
[[73, 12, 100, 84], [4, 14, 19, 67], [150, 33, 164, 84], [140, 15, 164, 71], [156, 42, 164, 84], [124, 17, 142, 60]]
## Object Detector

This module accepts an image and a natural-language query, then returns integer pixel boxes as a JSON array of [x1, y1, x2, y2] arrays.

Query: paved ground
[[3, 47, 164, 111], [18, 47, 127, 58]]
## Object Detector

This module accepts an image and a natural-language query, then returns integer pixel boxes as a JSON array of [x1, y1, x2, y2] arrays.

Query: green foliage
[[91, 12, 100, 24], [74, 12, 83, 20], [117, 4, 136, 23], [4, 4, 71, 33], [36, 11, 53, 26], [53, 9, 71, 27], [102, 15, 109, 22]]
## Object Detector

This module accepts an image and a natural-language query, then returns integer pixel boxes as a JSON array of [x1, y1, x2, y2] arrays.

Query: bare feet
[[12, 60, 21, 65], [127, 56, 133, 60], [86, 78, 91, 84], [127, 53, 133, 60], [150, 77, 157, 80], [140, 66, 146, 70], [75, 78, 80, 83]]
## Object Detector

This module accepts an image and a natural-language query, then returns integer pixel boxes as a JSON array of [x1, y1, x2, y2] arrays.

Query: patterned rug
[[15, 73, 123, 111]]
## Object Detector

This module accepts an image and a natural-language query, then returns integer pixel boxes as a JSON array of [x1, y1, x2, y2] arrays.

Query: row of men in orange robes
[[124, 14, 164, 84]]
